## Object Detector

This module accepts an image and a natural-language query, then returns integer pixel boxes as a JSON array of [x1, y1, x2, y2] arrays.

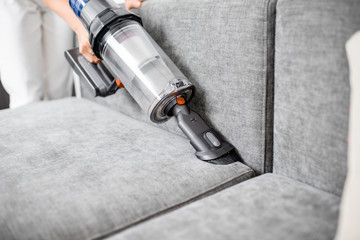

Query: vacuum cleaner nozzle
[[207, 150, 242, 165], [172, 104, 238, 163]]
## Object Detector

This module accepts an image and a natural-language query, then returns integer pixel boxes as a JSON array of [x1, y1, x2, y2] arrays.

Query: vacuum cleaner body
[[66, 0, 239, 164]]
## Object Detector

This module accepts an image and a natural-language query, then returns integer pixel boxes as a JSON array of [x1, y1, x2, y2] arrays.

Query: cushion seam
[[90, 169, 255, 240], [262, 0, 277, 174]]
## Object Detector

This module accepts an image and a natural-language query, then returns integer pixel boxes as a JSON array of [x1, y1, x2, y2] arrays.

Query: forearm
[[42, 0, 101, 63], [42, 0, 83, 34]]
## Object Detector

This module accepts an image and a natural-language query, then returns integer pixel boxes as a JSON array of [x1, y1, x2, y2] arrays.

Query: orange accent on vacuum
[[176, 97, 186, 105]]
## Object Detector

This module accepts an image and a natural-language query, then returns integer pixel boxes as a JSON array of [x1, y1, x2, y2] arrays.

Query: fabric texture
[[107, 174, 340, 240], [335, 32, 360, 240], [82, 0, 277, 174], [273, 0, 360, 195], [0, 98, 254, 240]]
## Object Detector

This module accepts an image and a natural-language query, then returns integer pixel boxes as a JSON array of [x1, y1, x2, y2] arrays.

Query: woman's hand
[[42, 0, 101, 63], [76, 25, 101, 64], [125, 0, 146, 10]]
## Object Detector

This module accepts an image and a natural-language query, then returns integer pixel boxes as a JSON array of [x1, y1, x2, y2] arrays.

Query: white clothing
[[0, 0, 74, 108], [335, 32, 360, 240]]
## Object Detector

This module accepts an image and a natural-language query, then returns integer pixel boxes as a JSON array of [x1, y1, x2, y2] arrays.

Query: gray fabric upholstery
[[83, 0, 277, 174], [0, 98, 254, 240], [107, 174, 340, 240], [273, 0, 360, 195]]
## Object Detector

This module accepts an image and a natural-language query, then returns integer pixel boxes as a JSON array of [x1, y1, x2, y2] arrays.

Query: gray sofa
[[1, 0, 359, 239]]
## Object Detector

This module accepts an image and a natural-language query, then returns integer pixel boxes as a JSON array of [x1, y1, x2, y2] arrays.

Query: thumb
[[125, 0, 142, 10]]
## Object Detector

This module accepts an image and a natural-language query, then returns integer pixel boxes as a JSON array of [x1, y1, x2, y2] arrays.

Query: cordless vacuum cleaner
[[66, 0, 241, 164]]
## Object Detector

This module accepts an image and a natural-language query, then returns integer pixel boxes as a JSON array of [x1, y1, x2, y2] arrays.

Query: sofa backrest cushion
[[85, 0, 277, 174], [273, 0, 360, 195]]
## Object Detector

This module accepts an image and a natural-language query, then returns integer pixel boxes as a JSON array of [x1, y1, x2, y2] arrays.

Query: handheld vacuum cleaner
[[66, 0, 241, 164]]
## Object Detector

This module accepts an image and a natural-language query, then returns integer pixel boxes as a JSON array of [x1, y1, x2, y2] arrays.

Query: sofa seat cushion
[[108, 174, 340, 240], [0, 98, 254, 240]]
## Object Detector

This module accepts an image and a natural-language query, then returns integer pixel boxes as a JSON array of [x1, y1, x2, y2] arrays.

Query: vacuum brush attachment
[[172, 102, 240, 164]]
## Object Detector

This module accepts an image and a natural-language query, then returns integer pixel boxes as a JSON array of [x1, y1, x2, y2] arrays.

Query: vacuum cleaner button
[[205, 132, 221, 147], [176, 97, 186, 105]]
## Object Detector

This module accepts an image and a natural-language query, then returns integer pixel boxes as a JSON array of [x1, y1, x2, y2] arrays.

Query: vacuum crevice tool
[[171, 101, 241, 165], [67, 0, 242, 165]]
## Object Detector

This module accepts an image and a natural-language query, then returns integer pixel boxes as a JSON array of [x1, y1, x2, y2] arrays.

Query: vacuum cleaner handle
[[65, 48, 123, 97], [172, 103, 235, 163]]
